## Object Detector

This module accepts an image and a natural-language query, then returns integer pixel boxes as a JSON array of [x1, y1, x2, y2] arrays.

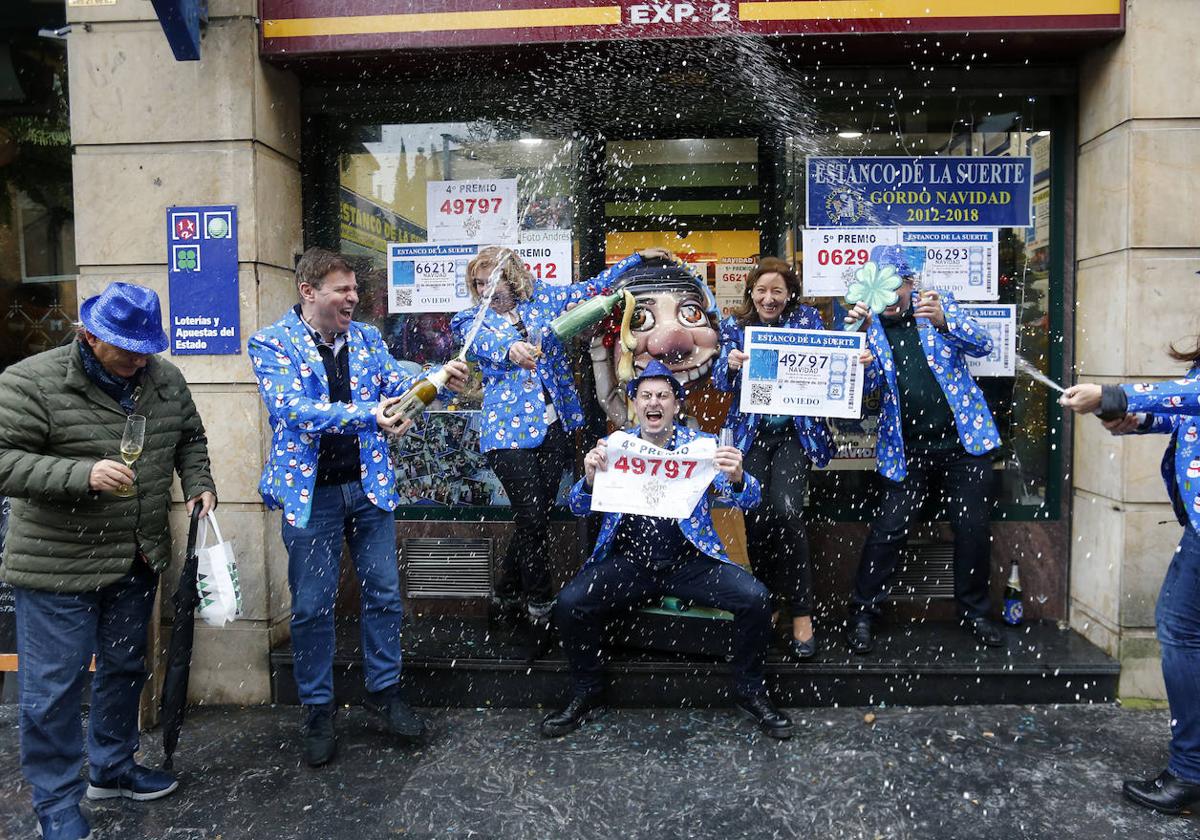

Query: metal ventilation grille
[[402, 538, 493, 598], [890, 541, 955, 601]]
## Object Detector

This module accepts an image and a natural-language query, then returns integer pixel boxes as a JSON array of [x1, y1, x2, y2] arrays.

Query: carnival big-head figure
[[589, 258, 721, 426]]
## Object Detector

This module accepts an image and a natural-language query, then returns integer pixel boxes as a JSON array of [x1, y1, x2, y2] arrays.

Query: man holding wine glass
[[0, 281, 216, 840], [250, 247, 469, 769]]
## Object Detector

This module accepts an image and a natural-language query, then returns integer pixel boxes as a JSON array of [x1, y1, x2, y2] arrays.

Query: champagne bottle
[[549, 288, 626, 343], [384, 366, 451, 421], [1002, 560, 1023, 626]]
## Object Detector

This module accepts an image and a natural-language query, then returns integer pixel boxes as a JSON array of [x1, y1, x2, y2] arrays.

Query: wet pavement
[[0, 703, 1195, 839]]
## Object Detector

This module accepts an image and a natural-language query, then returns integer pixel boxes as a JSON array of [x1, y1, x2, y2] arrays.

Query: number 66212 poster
[[739, 327, 866, 420]]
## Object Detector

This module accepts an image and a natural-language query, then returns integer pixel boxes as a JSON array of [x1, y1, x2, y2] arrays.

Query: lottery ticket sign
[[514, 229, 573, 286], [740, 327, 866, 419], [716, 258, 753, 317], [387, 243, 476, 313], [426, 179, 518, 244], [590, 431, 718, 519], [961, 304, 1017, 377], [801, 227, 998, 301]]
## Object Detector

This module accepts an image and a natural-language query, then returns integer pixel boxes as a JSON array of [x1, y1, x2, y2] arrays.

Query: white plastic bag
[[196, 512, 242, 627]]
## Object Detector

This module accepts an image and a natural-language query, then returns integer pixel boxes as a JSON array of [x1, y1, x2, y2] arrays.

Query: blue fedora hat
[[626, 358, 686, 401], [80, 282, 169, 354]]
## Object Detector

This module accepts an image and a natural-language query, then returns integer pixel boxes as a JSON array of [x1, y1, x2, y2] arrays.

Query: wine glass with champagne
[[114, 414, 146, 498]]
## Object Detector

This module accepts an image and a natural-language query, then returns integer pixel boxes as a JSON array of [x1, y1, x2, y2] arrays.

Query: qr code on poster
[[749, 384, 773, 407], [392, 289, 412, 309]]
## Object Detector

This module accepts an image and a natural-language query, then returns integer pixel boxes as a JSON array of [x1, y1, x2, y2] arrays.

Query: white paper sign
[[387, 243, 477, 313], [740, 327, 866, 419], [961, 304, 1017, 377], [514, 229, 573, 286], [801, 227, 898, 297], [715, 258, 753, 318], [900, 228, 999, 300], [426, 179, 518, 244], [590, 431, 718, 519]]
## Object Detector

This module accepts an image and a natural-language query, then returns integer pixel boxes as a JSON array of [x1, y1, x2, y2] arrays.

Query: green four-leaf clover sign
[[843, 261, 903, 332]]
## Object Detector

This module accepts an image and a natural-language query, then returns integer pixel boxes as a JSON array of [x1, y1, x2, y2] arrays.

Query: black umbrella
[[160, 506, 203, 771]]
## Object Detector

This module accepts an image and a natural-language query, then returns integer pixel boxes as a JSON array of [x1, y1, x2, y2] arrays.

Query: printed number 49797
[[439, 198, 503, 215], [612, 455, 697, 479]]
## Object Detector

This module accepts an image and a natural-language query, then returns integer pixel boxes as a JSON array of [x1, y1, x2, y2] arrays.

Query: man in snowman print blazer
[[845, 247, 1003, 655], [250, 247, 467, 768]]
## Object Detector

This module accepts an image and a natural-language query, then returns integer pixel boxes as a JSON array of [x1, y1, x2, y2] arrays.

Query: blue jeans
[[15, 561, 156, 817], [282, 481, 403, 705], [1157, 525, 1200, 783]]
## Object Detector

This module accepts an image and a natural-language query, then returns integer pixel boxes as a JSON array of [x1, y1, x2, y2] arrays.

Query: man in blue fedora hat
[[0, 281, 216, 840], [542, 360, 793, 740]]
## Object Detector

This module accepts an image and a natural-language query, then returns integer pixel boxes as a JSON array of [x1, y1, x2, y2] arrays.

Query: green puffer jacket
[[0, 341, 215, 592]]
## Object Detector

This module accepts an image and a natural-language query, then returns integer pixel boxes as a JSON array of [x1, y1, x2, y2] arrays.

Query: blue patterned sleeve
[[452, 307, 515, 372], [940, 295, 993, 358], [712, 469, 761, 510], [712, 316, 744, 393], [568, 475, 593, 515], [361, 325, 422, 398], [250, 333, 378, 434], [1122, 374, 1200, 417]]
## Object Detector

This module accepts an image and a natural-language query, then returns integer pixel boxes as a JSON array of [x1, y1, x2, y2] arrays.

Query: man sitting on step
[[542, 360, 792, 739]]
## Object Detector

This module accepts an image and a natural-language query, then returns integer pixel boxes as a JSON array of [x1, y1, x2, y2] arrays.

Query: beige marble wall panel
[[254, 148, 304, 272], [1078, 37, 1129, 145], [67, 0, 255, 24], [263, 508, 292, 623], [1070, 598, 1119, 657], [1069, 491, 1124, 630], [1076, 127, 1130, 261], [73, 146, 255, 267], [1130, 128, 1200, 248], [76, 267, 259, 384], [1125, 254, 1200, 377], [1119, 506, 1182, 627], [1119, 655, 1167, 700], [189, 623, 271, 704], [1074, 252, 1127, 377], [69, 20, 252, 147], [257, 264, 301, 331], [1072, 405, 1125, 500], [1128, 0, 1200, 123], [255, 60, 302, 162], [190, 390, 264, 504], [1124, 429, 1180, 504]]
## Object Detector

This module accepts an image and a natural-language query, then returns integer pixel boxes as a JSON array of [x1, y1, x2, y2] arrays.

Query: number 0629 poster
[[739, 327, 866, 420]]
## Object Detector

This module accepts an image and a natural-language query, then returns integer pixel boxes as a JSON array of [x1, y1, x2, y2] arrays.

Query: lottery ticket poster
[[961, 304, 1017, 377], [716, 258, 754, 317], [897, 229, 999, 300], [590, 431, 719, 519], [514, 229, 573, 286], [800, 227, 998, 301], [740, 327, 866, 420], [426, 179, 518, 244], [387, 243, 477, 314]]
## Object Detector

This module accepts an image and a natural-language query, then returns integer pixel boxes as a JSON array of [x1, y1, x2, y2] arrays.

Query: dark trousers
[[743, 430, 814, 616], [852, 449, 995, 619], [1157, 525, 1200, 783], [555, 552, 773, 698], [15, 561, 156, 817], [486, 422, 569, 602]]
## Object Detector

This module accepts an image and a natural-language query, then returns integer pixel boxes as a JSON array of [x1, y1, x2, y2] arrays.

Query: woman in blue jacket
[[451, 246, 662, 621], [712, 257, 870, 659], [1061, 345, 1200, 816]]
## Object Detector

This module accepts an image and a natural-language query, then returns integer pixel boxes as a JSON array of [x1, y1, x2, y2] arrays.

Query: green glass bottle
[[548, 288, 626, 343]]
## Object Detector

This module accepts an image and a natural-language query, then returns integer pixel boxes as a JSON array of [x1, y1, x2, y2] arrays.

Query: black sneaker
[[87, 763, 179, 801], [539, 692, 607, 738], [302, 703, 337, 767], [736, 694, 793, 739], [363, 687, 427, 743]]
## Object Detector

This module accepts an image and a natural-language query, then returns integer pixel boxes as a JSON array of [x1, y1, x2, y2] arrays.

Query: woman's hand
[[1102, 413, 1143, 435], [443, 360, 471, 392], [727, 348, 749, 372], [1059, 384, 1102, 415], [583, 439, 609, 486], [638, 247, 675, 263], [508, 341, 539, 370], [859, 349, 874, 367]]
